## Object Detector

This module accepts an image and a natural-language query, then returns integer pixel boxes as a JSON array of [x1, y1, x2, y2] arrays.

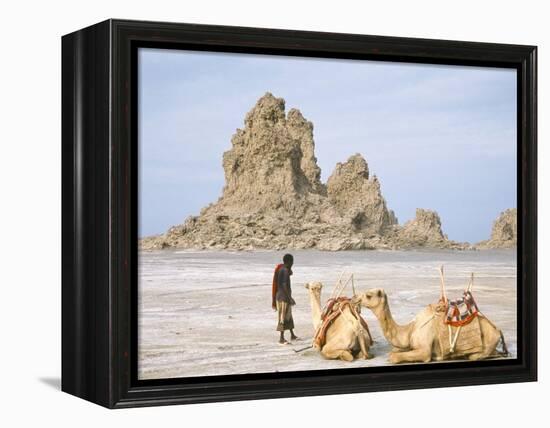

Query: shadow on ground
[[38, 377, 60, 390]]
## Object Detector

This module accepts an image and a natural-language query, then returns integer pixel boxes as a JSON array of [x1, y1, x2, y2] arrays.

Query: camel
[[357, 288, 507, 364], [304, 282, 372, 362]]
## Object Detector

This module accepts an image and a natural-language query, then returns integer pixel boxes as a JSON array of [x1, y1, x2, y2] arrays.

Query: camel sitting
[[357, 288, 507, 364], [305, 282, 372, 362]]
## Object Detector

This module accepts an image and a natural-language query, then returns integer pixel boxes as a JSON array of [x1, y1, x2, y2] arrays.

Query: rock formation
[[140, 92, 463, 251], [327, 154, 397, 235], [388, 209, 463, 249], [477, 208, 517, 249], [215, 94, 326, 222]]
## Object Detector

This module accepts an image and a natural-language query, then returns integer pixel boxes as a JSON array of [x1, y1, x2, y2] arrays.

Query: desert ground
[[138, 249, 517, 380]]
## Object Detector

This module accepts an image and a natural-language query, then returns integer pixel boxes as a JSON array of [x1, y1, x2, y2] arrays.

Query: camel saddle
[[444, 291, 480, 327], [431, 297, 483, 356], [313, 297, 372, 349]]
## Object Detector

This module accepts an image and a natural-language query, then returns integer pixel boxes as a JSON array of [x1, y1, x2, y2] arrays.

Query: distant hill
[[476, 208, 517, 249]]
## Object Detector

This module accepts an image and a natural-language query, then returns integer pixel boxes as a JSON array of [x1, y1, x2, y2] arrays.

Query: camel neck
[[373, 300, 412, 349], [308, 291, 322, 330]]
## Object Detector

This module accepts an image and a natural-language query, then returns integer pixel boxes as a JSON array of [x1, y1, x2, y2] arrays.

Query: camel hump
[[314, 297, 372, 348]]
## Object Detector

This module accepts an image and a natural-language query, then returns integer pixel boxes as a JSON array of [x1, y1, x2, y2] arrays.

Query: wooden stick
[[467, 272, 474, 293], [331, 270, 346, 299], [351, 274, 356, 297], [450, 325, 463, 352], [293, 345, 313, 353], [335, 274, 353, 300], [323, 271, 347, 313], [330, 280, 339, 300], [438, 265, 448, 303]]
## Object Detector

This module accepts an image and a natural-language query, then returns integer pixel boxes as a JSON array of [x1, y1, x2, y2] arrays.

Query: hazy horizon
[[138, 48, 517, 243]]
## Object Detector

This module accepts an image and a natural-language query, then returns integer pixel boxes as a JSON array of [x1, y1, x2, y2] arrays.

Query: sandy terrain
[[138, 249, 517, 380]]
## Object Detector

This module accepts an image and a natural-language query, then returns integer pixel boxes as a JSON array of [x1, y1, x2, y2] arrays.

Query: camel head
[[305, 282, 323, 298], [357, 288, 387, 310]]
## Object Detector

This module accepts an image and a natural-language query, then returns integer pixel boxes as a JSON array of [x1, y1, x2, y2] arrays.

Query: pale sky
[[138, 48, 517, 243]]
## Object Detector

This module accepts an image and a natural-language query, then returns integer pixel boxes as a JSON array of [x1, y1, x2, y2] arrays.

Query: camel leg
[[468, 333, 501, 360], [357, 332, 370, 359], [357, 350, 374, 360], [389, 347, 432, 364], [322, 347, 354, 362], [468, 352, 489, 361], [468, 319, 504, 361]]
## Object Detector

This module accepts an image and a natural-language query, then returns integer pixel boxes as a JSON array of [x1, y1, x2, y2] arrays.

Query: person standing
[[272, 254, 298, 344]]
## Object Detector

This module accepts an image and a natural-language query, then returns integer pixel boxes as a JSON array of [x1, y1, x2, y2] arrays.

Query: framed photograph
[[62, 19, 537, 408]]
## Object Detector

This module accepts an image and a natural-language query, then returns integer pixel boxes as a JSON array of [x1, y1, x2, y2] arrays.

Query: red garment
[[272, 264, 284, 309]]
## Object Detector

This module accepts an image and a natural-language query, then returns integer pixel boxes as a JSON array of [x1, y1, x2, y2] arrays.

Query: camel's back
[[413, 305, 437, 326]]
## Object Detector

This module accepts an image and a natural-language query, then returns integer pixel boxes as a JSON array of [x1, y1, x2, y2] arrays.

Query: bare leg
[[279, 332, 288, 344], [290, 329, 298, 341]]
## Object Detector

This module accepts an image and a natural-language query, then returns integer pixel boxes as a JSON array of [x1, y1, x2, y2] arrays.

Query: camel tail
[[496, 331, 509, 357]]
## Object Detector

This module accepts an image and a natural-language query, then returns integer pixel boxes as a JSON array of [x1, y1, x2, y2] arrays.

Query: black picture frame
[[61, 19, 537, 408]]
